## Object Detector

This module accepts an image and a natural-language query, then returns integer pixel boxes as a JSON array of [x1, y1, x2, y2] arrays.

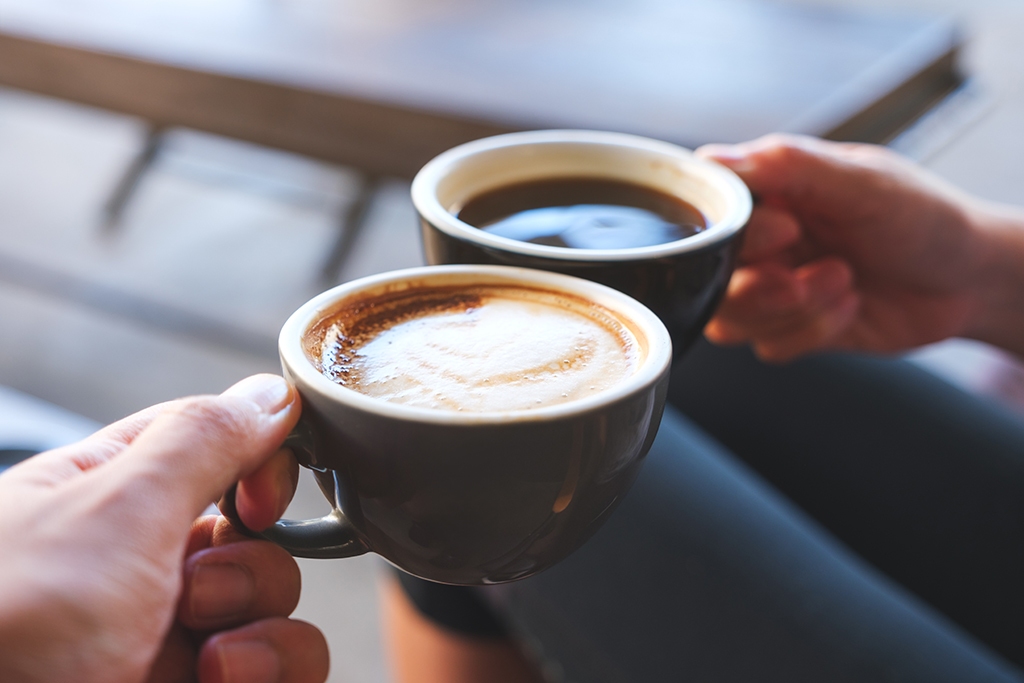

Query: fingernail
[[223, 375, 292, 414], [217, 640, 282, 683], [191, 563, 254, 621]]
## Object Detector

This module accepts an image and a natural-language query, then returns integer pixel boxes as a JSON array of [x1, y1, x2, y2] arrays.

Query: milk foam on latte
[[308, 284, 640, 412]]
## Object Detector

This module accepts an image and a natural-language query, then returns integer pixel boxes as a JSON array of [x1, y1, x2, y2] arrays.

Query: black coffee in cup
[[456, 177, 707, 250]]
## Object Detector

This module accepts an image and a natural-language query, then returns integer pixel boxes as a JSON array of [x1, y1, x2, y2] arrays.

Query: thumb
[[111, 374, 300, 527]]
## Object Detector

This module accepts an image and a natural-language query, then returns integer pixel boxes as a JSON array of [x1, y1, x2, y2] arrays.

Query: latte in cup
[[303, 283, 642, 412]]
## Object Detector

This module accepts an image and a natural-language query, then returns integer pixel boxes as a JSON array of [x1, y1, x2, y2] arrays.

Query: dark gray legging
[[477, 341, 1024, 682]]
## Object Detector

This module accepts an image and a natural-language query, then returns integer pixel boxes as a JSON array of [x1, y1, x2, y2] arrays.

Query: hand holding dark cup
[[698, 134, 1024, 360], [0, 375, 329, 683]]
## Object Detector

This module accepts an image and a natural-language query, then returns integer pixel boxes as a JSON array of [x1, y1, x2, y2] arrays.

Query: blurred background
[[1, 0, 1022, 680]]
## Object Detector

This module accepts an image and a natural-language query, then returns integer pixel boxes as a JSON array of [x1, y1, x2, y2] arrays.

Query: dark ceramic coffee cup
[[412, 130, 752, 355], [223, 265, 671, 585]]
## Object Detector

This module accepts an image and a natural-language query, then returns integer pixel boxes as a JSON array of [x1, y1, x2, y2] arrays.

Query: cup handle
[[218, 425, 369, 559]]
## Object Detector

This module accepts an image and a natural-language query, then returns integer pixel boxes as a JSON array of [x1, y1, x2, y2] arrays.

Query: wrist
[[963, 200, 1024, 356]]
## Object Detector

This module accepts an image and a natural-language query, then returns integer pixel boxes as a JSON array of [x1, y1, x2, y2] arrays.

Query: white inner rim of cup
[[279, 265, 672, 425], [411, 130, 752, 262]]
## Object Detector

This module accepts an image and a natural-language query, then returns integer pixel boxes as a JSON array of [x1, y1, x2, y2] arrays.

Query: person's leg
[[480, 407, 1023, 683], [670, 341, 1024, 664], [381, 576, 542, 683]]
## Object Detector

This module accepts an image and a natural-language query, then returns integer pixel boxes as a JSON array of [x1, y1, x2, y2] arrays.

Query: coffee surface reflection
[[457, 177, 707, 250], [305, 284, 641, 412]]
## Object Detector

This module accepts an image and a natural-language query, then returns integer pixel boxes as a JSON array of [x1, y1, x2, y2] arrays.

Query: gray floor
[[1, 1, 1023, 681]]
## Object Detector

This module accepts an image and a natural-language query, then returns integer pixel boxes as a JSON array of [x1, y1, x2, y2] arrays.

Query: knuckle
[[847, 140, 892, 162], [758, 132, 800, 149], [758, 135, 810, 167], [167, 396, 257, 445]]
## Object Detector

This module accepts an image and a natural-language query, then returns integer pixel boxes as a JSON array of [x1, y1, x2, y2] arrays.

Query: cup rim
[[411, 129, 752, 262], [279, 265, 672, 425]]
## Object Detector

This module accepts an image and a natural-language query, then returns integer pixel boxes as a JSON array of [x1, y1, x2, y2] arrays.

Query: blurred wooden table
[[0, 0, 961, 179]]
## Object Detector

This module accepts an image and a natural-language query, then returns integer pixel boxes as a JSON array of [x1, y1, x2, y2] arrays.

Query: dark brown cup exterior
[[421, 227, 742, 356], [286, 359, 669, 585]]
